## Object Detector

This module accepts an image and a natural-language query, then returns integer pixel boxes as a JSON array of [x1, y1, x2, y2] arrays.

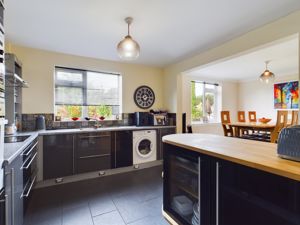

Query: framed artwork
[[274, 81, 299, 109]]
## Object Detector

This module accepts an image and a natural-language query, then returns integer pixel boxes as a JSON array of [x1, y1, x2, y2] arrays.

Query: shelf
[[172, 180, 198, 199], [174, 161, 198, 175]]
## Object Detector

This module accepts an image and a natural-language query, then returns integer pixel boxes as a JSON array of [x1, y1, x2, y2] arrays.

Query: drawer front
[[76, 155, 111, 174], [76, 132, 111, 157]]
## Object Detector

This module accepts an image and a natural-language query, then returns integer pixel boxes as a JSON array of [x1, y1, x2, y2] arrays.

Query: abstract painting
[[274, 81, 299, 109]]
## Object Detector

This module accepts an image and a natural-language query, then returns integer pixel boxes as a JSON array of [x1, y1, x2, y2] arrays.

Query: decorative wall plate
[[134, 85, 155, 109]]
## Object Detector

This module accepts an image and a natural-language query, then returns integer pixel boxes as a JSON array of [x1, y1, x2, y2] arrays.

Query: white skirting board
[[35, 160, 163, 189]]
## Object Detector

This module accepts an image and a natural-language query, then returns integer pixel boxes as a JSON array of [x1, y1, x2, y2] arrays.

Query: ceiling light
[[260, 61, 275, 84], [117, 17, 140, 60]]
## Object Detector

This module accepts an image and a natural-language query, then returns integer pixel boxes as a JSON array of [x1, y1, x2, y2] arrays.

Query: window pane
[[86, 72, 119, 105], [55, 105, 82, 119], [55, 87, 83, 105], [56, 71, 83, 83], [205, 83, 216, 90], [191, 82, 203, 121], [205, 93, 215, 122], [87, 105, 113, 119]]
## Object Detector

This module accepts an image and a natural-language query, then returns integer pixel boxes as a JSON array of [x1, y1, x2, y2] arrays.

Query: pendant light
[[260, 61, 275, 84], [117, 17, 140, 60]]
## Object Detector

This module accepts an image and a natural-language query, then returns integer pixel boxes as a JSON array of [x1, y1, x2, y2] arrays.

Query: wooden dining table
[[228, 122, 276, 137]]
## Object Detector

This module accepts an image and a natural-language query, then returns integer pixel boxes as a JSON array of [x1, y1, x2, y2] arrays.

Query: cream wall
[[238, 74, 299, 121], [6, 44, 164, 114], [163, 10, 300, 131]]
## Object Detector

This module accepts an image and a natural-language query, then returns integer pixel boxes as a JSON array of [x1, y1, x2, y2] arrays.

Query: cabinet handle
[[11, 168, 14, 225], [79, 135, 110, 139], [21, 141, 38, 156], [21, 152, 37, 170], [5, 194, 8, 225], [79, 153, 110, 159], [198, 157, 201, 225], [72, 135, 75, 174], [21, 175, 37, 198], [216, 162, 219, 225]]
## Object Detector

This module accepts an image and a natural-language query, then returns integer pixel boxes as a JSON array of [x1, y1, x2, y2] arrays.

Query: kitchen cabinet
[[43, 134, 74, 179], [75, 132, 112, 173], [4, 152, 24, 225], [163, 143, 300, 225], [213, 159, 300, 225], [115, 130, 133, 168], [158, 127, 176, 160], [163, 144, 211, 225]]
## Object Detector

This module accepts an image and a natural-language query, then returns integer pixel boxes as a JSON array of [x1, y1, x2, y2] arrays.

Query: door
[[115, 130, 133, 168], [75, 132, 111, 173], [163, 143, 211, 225], [43, 134, 74, 179], [213, 159, 300, 225]]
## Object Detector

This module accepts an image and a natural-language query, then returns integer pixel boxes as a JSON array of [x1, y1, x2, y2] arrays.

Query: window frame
[[54, 66, 122, 121], [191, 81, 219, 123]]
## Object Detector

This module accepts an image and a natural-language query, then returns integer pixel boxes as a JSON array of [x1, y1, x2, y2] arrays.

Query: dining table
[[228, 122, 276, 137]]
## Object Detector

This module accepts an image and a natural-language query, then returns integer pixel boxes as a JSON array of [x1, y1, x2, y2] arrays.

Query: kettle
[[36, 115, 46, 130]]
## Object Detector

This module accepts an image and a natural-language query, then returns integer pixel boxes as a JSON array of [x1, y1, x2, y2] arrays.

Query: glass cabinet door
[[164, 145, 202, 225]]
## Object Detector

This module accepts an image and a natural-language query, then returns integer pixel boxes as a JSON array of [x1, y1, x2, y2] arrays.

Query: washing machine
[[133, 130, 157, 165]]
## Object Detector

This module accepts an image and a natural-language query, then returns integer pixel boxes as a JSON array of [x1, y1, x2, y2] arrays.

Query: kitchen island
[[162, 134, 300, 225]]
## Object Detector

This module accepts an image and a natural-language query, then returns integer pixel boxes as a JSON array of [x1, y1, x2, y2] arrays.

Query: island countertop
[[162, 133, 300, 181]]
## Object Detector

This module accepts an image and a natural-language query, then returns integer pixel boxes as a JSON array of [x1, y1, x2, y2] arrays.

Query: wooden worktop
[[163, 134, 300, 181]]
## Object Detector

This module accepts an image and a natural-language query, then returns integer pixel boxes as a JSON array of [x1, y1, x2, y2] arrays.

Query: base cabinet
[[115, 130, 133, 168], [163, 143, 300, 225], [43, 134, 74, 180]]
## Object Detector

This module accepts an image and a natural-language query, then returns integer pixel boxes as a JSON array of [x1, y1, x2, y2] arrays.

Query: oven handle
[[21, 175, 37, 198], [21, 141, 38, 156], [21, 152, 37, 170]]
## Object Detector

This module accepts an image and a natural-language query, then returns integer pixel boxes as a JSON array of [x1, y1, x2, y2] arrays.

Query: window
[[191, 81, 219, 123], [55, 67, 122, 121]]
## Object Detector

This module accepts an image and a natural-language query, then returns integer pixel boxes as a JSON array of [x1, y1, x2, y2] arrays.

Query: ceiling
[[187, 36, 299, 81], [4, 0, 300, 67]]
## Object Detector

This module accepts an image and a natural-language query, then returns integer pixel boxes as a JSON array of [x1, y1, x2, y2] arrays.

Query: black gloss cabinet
[[163, 143, 300, 225], [43, 134, 74, 179], [115, 130, 133, 168]]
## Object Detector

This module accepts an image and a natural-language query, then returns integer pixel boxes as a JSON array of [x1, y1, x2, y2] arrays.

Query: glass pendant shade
[[259, 61, 275, 84], [117, 17, 140, 60], [117, 35, 140, 60]]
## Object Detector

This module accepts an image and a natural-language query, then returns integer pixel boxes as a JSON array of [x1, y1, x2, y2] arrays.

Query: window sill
[[191, 121, 221, 126]]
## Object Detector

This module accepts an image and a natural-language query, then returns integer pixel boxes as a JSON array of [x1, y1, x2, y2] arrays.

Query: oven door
[[0, 188, 6, 225]]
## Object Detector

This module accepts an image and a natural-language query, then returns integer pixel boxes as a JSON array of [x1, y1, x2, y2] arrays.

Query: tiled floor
[[25, 166, 168, 225]]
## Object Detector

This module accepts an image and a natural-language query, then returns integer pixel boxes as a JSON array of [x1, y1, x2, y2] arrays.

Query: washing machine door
[[136, 138, 153, 158]]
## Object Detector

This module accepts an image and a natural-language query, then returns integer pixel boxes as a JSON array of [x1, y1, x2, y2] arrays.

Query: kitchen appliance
[[134, 112, 153, 126], [0, 188, 6, 225], [133, 130, 157, 165], [277, 126, 300, 162], [152, 114, 167, 126], [4, 135, 30, 143], [36, 115, 46, 130], [0, 118, 7, 190]]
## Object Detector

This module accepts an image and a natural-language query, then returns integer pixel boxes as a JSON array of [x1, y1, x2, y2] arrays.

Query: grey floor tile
[[127, 215, 168, 225], [88, 194, 116, 217], [93, 210, 126, 225], [25, 166, 165, 225], [62, 205, 93, 225]]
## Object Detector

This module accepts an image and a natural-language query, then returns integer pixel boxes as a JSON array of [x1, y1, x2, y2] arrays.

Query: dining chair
[[221, 111, 234, 137], [237, 111, 246, 122], [248, 111, 257, 122], [270, 110, 288, 143], [290, 110, 299, 126], [187, 124, 193, 133]]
